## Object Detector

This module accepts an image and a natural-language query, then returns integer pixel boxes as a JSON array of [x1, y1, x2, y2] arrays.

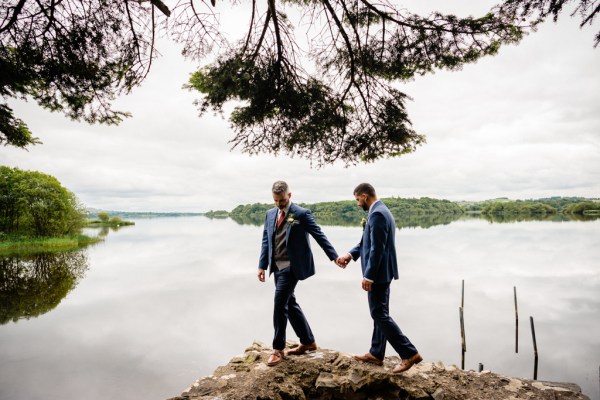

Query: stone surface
[[167, 341, 590, 400]]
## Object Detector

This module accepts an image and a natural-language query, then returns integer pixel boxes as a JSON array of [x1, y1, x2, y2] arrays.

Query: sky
[[1, 1, 599, 212]]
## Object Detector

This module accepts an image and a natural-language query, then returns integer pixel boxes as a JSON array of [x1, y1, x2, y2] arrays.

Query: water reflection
[[230, 212, 465, 228], [229, 213, 269, 226], [480, 213, 599, 223], [87, 224, 133, 238], [0, 251, 89, 324], [230, 211, 598, 228], [0, 217, 598, 400]]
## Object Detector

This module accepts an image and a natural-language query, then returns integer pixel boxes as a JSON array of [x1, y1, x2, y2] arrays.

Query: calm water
[[1, 216, 599, 400]]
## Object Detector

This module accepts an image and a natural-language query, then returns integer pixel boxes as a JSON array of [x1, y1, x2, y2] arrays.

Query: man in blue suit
[[258, 181, 340, 367], [337, 183, 422, 374]]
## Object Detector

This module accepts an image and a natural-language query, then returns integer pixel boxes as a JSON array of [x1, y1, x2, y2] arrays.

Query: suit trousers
[[272, 267, 315, 350], [368, 282, 418, 360]]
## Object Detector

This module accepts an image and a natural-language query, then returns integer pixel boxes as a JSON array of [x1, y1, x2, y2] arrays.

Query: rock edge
[[167, 341, 589, 400]]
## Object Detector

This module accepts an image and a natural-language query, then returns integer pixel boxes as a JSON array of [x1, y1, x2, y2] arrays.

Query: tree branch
[[150, 0, 171, 17], [267, 0, 283, 69], [241, 0, 257, 56], [0, 0, 27, 34], [321, 0, 355, 100]]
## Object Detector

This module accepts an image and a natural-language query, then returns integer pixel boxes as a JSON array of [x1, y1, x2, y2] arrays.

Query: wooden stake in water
[[530, 316, 538, 380], [461, 279, 465, 309], [514, 286, 519, 353], [460, 306, 466, 370]]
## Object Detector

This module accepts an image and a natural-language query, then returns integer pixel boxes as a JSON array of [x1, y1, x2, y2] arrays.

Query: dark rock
[[167, 341, 590, 400]]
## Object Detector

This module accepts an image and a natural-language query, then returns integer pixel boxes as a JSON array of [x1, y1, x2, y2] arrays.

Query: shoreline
[[0, 235, 103, 255]]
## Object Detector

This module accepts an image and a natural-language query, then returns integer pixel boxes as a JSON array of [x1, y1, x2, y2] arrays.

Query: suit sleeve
[[349, 242, 361, 261], [258, 214, 269, 270], [301, 209, 339, 260], [363, 212, 388, 281]]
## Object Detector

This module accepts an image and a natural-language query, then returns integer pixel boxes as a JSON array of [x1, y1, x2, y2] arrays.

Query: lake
[[1, 215, 599, 399]]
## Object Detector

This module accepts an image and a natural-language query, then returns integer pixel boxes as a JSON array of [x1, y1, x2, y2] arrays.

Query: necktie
[[276, 210, 285, 228]]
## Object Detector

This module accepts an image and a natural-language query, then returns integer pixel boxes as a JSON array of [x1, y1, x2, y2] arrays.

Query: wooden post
[[514, 286, 519, 353], [460, 306, 466, 370], [530, 316, 538, 380], [460, 280, 466, 370], [461, 280, 465, 309]]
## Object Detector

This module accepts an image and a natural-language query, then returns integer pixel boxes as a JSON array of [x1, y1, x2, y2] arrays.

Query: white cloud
[[1, 1, 599, 211]]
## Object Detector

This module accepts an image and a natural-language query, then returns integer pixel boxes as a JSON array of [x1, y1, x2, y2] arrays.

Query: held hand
[[361, 278, 372, 292], [257, 269, 265, 282], [336, 254, 352, 269]]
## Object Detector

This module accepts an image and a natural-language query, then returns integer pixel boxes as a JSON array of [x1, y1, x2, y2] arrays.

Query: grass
[[0, 234, 103, 255]]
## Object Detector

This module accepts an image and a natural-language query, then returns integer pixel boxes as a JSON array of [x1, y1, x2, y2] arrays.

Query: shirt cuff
[[363, 277, 374, 283]]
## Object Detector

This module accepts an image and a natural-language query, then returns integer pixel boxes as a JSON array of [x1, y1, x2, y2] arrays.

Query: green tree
[[0, 0, 167, 148], [0, 166, 85, 237], [98, 212, 110, 223], [1, 1, 598, 163]]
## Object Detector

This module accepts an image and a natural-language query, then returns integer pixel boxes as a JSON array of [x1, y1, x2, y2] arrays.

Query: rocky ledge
[[168, 341, 589, 400]]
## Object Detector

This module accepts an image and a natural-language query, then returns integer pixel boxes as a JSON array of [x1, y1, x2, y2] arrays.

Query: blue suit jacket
[[349, 201, 399, 283], [258, 203, 338, 280]]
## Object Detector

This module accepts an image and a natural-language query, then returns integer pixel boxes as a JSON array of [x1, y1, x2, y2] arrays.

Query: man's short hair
[[272, 180, 289, 194], [353, 183, 376, 197]]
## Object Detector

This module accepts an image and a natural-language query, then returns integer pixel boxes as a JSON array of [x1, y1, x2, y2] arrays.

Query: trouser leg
[[287, 290, 315, 345], [273, 268, 314, 349], [368, 282, 418, 359]]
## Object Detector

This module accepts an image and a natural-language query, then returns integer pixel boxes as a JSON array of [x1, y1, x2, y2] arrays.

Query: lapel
[[284, 203, 296, 242], [270, 208, 278, 233]]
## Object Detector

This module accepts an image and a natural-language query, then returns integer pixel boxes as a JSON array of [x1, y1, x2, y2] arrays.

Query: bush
[[0, 166, 85, 237]]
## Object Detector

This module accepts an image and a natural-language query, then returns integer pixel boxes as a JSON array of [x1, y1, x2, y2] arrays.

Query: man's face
[[355, 193, 369, 211], [273, 191, 291, 210]]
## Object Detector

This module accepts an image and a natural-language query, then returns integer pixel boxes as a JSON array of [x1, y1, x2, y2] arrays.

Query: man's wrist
[[363, 277, 374, 283]]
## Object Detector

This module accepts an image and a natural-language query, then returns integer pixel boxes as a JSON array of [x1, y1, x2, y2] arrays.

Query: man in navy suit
[[337, 183, 422, 373], [258, 181, 340, 366]]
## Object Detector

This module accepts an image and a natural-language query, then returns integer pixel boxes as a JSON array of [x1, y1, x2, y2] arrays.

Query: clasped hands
[[335, 253, 351, 269]]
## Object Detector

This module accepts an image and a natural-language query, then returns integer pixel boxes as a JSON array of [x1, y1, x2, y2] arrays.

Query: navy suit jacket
[[349, 200, 399, 283], [259, 203, 338, 280]]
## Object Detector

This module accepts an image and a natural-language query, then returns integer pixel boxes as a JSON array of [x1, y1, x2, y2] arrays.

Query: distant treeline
[[475, 198, 600, 217], [207, 196, 600, 227], [86, 210, 204, 219], [203, 210, 229, 219], [215, 197, 464, 226]]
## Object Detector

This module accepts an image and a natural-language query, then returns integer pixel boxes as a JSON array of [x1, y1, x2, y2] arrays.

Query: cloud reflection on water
[[0, 216, 598, 400]]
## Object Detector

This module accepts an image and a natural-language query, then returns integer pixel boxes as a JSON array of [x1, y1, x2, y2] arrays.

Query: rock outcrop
[[168, 341, 589, 400]]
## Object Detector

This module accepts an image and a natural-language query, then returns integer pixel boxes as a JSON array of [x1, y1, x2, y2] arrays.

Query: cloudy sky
[[2, 1, 599, 212]]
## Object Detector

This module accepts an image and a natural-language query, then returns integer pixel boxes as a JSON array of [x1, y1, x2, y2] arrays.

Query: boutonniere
[[361, 217, 367, 229], [287, 213, 300, 225]]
